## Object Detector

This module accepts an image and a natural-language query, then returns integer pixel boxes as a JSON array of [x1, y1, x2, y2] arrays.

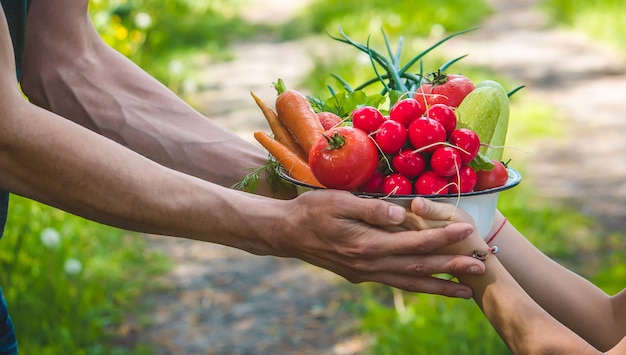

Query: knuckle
[[351, 260, 373, 273], [412, 231, 437, 253], [348, 241, 381, 259], [408, 262, 432, 275]]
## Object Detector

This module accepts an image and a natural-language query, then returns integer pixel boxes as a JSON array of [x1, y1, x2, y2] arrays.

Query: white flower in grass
[[64, 258, 83, 276], [40, 227, 61, 249], [168, 60, 184, 75], [134, 12, 152, 30]]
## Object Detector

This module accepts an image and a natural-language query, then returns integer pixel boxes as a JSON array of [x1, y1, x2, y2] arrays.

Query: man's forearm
[[20, 2, 290, 198], [0, 92, 289, 254]]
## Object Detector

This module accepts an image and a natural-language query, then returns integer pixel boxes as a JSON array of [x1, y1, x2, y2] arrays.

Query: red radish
[[317, 112, 343, 130], [352, 106, 385, 134], [407, 117, 447, 153], [391, 148, 426, 178], [359, 170, 385, 193], [415, 171, 449, 195], [375, 119, 407, 154], [430, 146, 463, 177], [389, 98, 425, 127], [449, 128, 481, 164], [426, 103, 457, 136], [381, 173, 413, 195], [448, 165, 478, 193]]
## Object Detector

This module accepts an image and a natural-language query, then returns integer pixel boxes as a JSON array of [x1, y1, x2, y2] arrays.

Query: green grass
[[0, 195, 171, 354]]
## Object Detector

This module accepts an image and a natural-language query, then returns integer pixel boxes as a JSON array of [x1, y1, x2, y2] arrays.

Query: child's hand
[[411, 198, 487, 259], [411, 197, 476, 226]]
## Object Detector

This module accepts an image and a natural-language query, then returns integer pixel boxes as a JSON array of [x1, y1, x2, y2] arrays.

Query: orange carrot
[[250, 91, 308, 161], [274, 81, 325, 155], [253, 131, 325, 188]]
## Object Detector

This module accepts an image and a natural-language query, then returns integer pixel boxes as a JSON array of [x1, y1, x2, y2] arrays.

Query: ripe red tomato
[[414, 73, 475, 108], [475, 160, 509, 191], [309, 126, 379, 191]]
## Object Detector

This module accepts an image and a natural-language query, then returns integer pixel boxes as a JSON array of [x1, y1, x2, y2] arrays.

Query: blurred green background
[[1, 0, 625, 354]]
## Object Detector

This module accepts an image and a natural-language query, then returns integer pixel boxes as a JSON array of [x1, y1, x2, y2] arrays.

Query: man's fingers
[[376, 222, 475, 255], [358, 273, 475, 299], [353, 252, 485, 279]]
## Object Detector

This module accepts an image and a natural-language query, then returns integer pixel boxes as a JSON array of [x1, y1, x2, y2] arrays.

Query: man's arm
[[20, 0, 282, 196], [1, 2, 488, 296]]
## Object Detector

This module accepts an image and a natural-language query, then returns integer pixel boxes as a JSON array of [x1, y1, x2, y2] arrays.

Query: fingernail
[[454, 290, 472, 298], [388, 205, 405, 223], [412, 198, 423, 211], [459, 229, 473, 240], [467, 266, 481, 274]]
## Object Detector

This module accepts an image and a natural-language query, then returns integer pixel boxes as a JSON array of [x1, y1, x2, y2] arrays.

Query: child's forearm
[[458, 256, 599, 354], [488, 213, 621, 349]]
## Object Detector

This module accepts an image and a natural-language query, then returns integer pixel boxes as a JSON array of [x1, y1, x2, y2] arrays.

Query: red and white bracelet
[[485, 218, 507, 245]]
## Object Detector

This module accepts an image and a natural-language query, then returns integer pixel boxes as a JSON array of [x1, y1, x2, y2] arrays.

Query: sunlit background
[[2, 0, 625, 354]]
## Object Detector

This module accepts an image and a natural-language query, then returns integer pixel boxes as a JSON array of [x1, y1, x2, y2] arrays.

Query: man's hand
[[275, 190, 486, 298]]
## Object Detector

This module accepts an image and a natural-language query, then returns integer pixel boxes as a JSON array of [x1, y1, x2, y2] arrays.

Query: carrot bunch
[[251, 80, 331, 188]]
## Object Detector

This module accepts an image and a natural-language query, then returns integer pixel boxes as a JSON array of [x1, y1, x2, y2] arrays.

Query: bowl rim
[[278, 167, 522, 199]]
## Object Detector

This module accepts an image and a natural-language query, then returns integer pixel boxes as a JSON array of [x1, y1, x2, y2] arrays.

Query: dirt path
[[122, 1, 626, 354]]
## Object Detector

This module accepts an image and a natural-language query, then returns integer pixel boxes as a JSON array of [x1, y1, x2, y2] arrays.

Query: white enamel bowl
[[279, 167, 522, 237]]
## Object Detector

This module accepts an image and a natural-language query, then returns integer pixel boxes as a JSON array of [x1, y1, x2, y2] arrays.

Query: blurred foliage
[[3, 0, 622, 354], [88, 0, 258, 86], [0, 195, 171, 354], [542, 0, 626, 53], [279, 0, 492, 41], [286, 0, 493, 104]]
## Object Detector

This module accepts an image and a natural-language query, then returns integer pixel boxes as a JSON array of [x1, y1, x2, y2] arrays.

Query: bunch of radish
[[342, 95, 498, 195]]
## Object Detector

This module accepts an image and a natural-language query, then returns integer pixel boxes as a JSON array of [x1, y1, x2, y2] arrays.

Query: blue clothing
[[1, 0, 30, 80], [0, 291, 16, 355], [1, 0, 32, 353]]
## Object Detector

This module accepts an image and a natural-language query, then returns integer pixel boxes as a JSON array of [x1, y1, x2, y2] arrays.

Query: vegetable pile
[[245, 28, 521, 196]]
